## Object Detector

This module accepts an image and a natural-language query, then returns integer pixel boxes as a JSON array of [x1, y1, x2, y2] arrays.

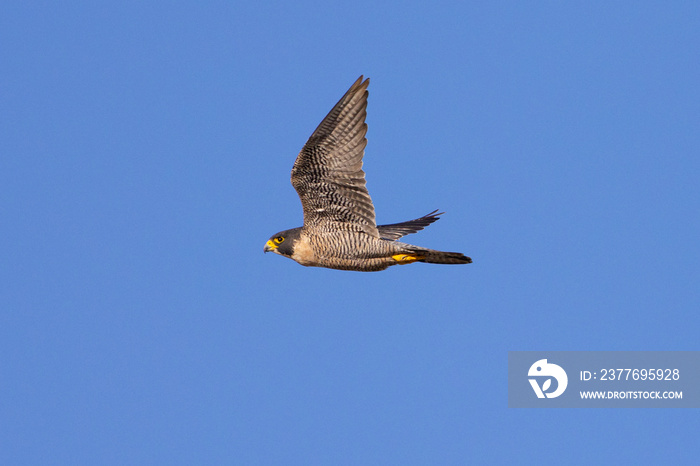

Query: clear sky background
[[2, 1, 699, 464]]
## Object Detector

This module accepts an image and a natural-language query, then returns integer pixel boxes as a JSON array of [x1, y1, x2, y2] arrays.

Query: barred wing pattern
[[291, 76, 379, 237]]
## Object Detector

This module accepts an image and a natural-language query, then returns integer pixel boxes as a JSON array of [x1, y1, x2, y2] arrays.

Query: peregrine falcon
[[264, 76, 472, 272]]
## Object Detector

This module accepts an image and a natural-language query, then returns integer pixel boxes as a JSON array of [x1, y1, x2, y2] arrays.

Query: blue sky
[[2, 1, 699, 464]]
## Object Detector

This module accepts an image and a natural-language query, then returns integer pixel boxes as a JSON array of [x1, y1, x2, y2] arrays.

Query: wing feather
[[377, 210, 443, 241], [291, 77, 378, 236]]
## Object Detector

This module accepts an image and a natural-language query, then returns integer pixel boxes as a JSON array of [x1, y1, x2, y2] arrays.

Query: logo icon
[[528, 359, 568, 398]]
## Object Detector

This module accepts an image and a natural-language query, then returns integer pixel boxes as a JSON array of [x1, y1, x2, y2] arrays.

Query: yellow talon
[[392, 254, 423, 263]]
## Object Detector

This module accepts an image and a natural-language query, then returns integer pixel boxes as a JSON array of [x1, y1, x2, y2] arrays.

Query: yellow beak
[[264, 240, 278, 253]]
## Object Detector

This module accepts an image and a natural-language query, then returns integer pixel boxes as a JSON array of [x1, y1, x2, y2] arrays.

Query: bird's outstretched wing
[[291, 76, 379, 237], [377, 210, 443, 241]]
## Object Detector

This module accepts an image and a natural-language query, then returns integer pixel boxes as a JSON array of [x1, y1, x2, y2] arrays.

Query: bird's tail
[[418, 249, 472, 265], [394, 246, 472, 265]]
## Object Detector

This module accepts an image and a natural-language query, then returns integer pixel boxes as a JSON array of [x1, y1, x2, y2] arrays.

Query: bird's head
[[263, 228, 301, 258]]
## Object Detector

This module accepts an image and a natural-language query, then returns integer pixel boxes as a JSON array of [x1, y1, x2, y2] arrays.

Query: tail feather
[[419, 250, 472, 265], [402, 246, 472, 265]]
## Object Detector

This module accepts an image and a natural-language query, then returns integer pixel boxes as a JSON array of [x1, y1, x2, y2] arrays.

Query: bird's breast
[[290, 234, 317, 266]]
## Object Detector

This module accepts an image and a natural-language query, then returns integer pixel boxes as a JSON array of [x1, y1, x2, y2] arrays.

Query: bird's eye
[[275, 236, 284, 244]]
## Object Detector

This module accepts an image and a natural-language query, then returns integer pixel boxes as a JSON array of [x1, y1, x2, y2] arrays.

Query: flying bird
[[264, 76, 472, 272]]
